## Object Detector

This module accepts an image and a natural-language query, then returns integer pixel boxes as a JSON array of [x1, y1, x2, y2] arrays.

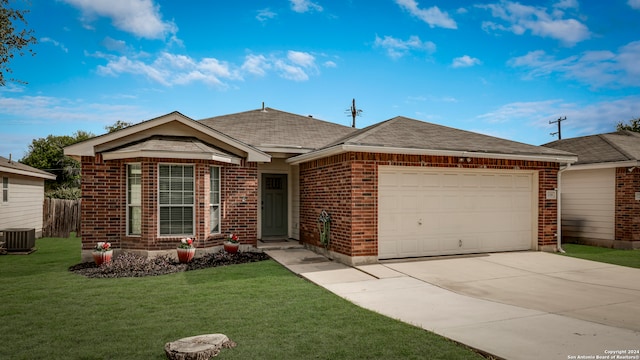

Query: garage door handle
[[418, 219, 422, 225]]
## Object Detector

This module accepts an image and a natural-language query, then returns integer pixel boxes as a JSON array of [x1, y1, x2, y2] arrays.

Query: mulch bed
[[69, 251, 271, 278]]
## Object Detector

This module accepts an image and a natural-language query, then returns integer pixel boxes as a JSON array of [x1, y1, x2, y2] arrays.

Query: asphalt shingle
[[544, 130, 640, 165]]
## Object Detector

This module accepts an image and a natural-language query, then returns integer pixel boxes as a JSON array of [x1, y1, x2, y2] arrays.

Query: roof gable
[[544, 131, 640, 165], [199, 107, 357, 153], [64, 111, 270, 162]]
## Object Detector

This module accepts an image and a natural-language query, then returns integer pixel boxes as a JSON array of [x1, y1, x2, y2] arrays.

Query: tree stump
[[164, 334, 236, 360]]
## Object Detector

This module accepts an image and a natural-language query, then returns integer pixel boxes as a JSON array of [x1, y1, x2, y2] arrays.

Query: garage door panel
[[379, 167, 535, 259]]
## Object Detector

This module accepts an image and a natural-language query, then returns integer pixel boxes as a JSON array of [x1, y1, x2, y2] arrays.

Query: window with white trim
[[210, 166, 220, 234], [1, 177, 8, 203], [159, 164, 194, 236], [127, 164, 141, 235]]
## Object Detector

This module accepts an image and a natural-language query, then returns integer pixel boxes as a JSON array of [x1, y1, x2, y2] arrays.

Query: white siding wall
[[0, 172, 45, 237], [561, 168, 615, 240]]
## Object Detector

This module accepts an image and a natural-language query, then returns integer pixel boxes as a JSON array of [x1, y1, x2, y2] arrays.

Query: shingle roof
[[199, 107, 357, 151], [0, 156, 56, 180], [329, 116, 574, 157], [544, 130, 640, 165]]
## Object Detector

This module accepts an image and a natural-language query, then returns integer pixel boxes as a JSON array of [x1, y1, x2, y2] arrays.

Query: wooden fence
[[43, 198, 80, 238]]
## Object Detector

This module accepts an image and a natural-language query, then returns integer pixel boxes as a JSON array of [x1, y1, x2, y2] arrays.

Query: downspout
[[556, 163, 572, 253]]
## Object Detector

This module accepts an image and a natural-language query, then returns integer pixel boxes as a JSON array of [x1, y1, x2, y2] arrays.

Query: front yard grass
[[0, 237, 484, 359], [560, 243, 640, 269]]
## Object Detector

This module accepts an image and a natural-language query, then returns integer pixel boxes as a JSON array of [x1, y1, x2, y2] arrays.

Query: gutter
[[286, 144, 578, 165], [556, 162, 572, 253]]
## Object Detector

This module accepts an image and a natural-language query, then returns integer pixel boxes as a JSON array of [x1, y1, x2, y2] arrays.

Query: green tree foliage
[[616, 117, 640, 133], [105, 120, 133, 133], [20, 131, 94, 196], [0, 0, 37, 86]]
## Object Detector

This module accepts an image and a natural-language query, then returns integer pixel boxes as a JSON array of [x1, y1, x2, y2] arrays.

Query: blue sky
[[2, 0, 640, 159]]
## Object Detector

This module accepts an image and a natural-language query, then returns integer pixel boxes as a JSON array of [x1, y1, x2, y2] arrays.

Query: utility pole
[[346, 98, 362, 128], [550, 116, 566, 140]]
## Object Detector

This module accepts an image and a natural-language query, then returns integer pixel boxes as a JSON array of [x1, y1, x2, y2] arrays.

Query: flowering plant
[[226, 233, 239, 244], [94, 242, 112, 252], [178, 238, 194, 249]]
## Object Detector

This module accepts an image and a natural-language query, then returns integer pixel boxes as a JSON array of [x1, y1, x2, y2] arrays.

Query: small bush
[[69, 251, 270, 278]]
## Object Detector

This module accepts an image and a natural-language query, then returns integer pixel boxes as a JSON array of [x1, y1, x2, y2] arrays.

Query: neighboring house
[[64, 108, 577, 264], [545, 130, 640, 249], [0, 156, 57, 238]]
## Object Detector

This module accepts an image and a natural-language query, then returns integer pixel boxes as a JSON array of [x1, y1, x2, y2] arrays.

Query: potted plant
[[223, 234, 239, 254], [92, 242, 113, 265], [177, 238, 195, 263]]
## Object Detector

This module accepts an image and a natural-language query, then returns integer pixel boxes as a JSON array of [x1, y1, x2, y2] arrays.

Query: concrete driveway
[[267, 249, 640, 360]]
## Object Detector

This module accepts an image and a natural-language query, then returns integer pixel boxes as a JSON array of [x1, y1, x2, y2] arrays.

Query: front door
[[261, 174, 288, 238]]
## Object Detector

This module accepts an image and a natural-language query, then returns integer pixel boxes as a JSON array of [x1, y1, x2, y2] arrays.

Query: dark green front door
[[261, 174, 287, 238]]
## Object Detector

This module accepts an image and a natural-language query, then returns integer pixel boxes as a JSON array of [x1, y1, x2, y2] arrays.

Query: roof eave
[[0, 165, 57, 180], [102, 150, 242, 165], [564, 160, 640, 171], [287, 144, 578, 165]]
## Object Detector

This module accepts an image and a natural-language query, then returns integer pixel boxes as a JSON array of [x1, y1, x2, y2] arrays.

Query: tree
[[0, 0, 37, 86], [616, 117, 640, 133], [105, 120, 133, 133], [20, 131, 94, 196]]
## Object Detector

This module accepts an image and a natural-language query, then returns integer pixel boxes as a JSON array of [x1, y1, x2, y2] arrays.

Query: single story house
[[545, 130, 640, 249], [65, 107, 577, 265], [0, 155, 57, 238]]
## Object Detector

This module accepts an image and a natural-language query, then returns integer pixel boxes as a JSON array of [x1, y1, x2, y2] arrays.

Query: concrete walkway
[[265, 248, 640, 360]]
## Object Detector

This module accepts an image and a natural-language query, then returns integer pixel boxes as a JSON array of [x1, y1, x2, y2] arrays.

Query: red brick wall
[[80, 155, 257, 252], [615, 167, 640, 242], [300, 152, 560, 258]]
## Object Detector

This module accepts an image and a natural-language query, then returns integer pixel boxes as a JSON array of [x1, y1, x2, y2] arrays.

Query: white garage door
[[378, 166, 536, 259]]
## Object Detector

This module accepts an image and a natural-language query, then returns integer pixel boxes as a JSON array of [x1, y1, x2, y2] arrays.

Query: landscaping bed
[[69, 251, 270, 278]]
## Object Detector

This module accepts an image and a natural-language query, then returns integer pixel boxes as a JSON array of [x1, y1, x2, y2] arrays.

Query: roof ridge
[[600, 133, 635, 161]]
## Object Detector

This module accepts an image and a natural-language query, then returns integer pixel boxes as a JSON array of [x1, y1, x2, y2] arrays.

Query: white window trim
[[210, 166, 221, 234], [126, 163, 141, 236], [158, 163, 195, 237], [1, 176, 8, 204]]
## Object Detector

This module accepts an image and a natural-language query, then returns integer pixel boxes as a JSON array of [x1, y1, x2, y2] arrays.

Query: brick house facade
[[80, 154, 258, 258], [299, 152, 561, 264], [66, 109, 577, 264]]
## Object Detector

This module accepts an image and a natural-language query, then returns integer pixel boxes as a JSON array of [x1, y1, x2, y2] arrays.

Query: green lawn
[[0, 237, 483, 360], [560, 243, 640, 269]]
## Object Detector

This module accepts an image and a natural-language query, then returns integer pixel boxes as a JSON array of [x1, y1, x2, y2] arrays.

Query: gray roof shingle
[[330, 116, 575, 157], [199, 107, 357, 150], [544, 130, 640, 165]]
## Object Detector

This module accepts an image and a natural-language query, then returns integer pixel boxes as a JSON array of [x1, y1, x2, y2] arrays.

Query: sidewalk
[[265, 248, 640, 360]]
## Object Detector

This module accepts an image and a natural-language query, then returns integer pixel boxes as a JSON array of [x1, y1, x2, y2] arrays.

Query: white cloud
[[629, 0, 640, 10], [256, 8, 277, 22], [395, 0, 457, 29], [476, 96, 640, 141], [508, 40, 640, 89], [290, 0, 323, 13], [374, 35, 436, 59], [241, 54, 271, 76], [451, 55, 481, 68], [40, 37, 68, 53], [62, 0, 177, 40], [323, 60, 337, 68], [92, 49, 324, 85], [101, 37, 128, 53], [478, 1, 589, 46]]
